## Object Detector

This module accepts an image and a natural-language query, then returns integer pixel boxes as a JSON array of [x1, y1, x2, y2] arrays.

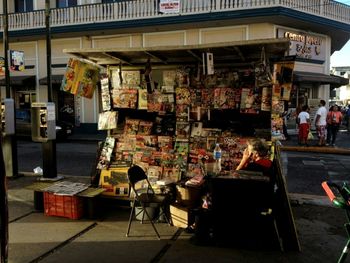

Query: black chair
[[126, 165, 171, 239]]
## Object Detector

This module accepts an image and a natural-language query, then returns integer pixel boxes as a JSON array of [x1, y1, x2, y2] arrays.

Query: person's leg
[[326, 125, 331, 144], [332, 125, 339, 145]]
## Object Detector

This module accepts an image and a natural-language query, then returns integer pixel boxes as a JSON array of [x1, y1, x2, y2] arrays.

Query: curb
[[281, 145, 350, 155]]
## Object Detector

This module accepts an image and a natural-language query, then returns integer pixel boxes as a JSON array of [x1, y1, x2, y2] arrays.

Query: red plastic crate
[[44, 192, 84, 219]]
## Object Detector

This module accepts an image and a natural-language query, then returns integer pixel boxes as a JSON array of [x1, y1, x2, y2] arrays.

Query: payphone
[[1, 98, 15, 136], [31, 102, 56, 142]]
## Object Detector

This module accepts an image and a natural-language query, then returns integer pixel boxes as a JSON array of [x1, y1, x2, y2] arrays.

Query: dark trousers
[[327, 124, 340, 144]]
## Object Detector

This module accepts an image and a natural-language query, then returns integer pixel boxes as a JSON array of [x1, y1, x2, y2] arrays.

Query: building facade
[[0, 0, 349, 132], [331, 66, 350, 107]]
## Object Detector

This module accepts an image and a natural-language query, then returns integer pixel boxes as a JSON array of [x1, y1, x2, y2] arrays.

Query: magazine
[[176, 121, 191, 139], [175, 87, 191, 105], [98, 111, 118, 130], [163, 70, 177, 86], [124, 119, 140, 135], [138, 89, 148, 110], [112, 88, 138, 109], [100, 77, 111, 111], [96, 137, 116, 170]]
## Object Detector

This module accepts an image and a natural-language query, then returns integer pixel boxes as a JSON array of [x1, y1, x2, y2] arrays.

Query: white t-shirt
[[316, 106, 327, 126], [298, 111, 310, 124]]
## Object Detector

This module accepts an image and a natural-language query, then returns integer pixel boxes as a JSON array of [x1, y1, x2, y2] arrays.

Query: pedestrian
[[315, 99, 328, 146], [326, 105, 343, 146], [297, 105, 310, 146]]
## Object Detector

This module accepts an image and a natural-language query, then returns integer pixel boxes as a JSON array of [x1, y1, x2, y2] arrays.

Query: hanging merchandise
[[202, 52, 215, 75], [147, 90, 163, 112], [175, 87, 191, 105], [9, 50, 25, 71], [240, 86, 260, 114], [112, 88, 138, 108], [272, 61, 295, 100], [98, 111, 118, 130], [144, 58, 154, 93], [61, 58, 100, 98], [255, 47, 272, 87], [261, 87, 272, 111], [162, 70, 177, 86], [271, 114, 285, 141], [138, 89, 148, 110], [100, 77, 111, 111], [96, 137, 116, 170]]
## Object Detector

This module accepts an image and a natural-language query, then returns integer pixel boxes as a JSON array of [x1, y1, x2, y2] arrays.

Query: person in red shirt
[[236, 139, 272, 177], [326, 105, 343, 146]]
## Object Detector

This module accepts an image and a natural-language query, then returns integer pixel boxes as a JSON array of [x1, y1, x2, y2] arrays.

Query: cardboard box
[[176, 185, 201, 207], [170, 204, 193, 228], [99, 167, 130, 197]]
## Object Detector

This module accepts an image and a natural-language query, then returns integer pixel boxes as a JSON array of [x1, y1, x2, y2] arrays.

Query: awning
[[293, 71, 349, 87], [0, 75, 36, 86], [63, 38, 290, 67], [39, 75, 64, 85]]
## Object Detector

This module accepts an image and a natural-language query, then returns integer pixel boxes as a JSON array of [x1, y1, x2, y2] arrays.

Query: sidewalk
[[6, 174, 348, 263], [281, 129, 350, 154]]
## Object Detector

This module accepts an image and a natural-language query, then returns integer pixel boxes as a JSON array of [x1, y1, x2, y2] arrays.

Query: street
[[17, 140, 98, 177]]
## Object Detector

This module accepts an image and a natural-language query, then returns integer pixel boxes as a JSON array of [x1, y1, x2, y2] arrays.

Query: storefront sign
[[159, 0, 180, 14], [277, 29, 326, 61]]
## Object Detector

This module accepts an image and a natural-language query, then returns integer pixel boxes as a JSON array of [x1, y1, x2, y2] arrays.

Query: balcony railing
[[1, 0, 349, 31]]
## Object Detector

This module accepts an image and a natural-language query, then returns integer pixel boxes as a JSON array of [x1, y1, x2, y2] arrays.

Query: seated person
[[235, 139, 272, 177]]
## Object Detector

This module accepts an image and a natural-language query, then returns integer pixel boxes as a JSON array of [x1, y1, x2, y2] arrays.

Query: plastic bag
[[307, 131, 314, 140]]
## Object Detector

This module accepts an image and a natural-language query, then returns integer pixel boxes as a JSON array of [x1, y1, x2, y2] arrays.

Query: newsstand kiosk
[[62, 40, 300, 251]]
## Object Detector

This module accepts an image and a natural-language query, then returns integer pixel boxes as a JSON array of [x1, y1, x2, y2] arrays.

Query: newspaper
[[43, 181, 90, 196]]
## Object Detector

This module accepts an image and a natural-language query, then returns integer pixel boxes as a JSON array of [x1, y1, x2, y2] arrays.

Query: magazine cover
[[201, 88, 214, 108], [124, 119, 140, 135], [121, 70, 140, 88], [271, 114, 285, 141], [163, 70, 177, 86], [187, 163, 204, 177], [77, 63, 100, 99], [176, 121, 191, 139], [240, 87, 260, 114], [61, 58, 80, 94], [160, 94, 175, 114], [161, 85, 175, 93], [176, 104, 189, 121], [98, 111, 118, 130], [137, 121, 153, 135], [138, 89, 148, 110], [271, 96, 285, 115], [162, 167, 181, 183], [100, 77, 111, 111], [112, 88, 138, 108], [281, 82, 292, 101], [175, 87, 191, 105], [261, 86, 272, 111], [175, 69, 190, 87], [190, 122, 203, 137], [147, 91, 162, 112], [190, 89, 202, 107], [147, 165, 163, 180], [96, 137, 116, 170], [157, 136, 173, 152]]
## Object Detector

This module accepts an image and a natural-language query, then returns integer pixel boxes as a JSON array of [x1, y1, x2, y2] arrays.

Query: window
[[15, 0, 33, 12], [57, 0, 77, 8], [102, 0, 124, 3]]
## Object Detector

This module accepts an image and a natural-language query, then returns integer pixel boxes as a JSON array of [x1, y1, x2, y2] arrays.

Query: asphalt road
[[17, 139, 98, 177], [16, 139, 350, 196]]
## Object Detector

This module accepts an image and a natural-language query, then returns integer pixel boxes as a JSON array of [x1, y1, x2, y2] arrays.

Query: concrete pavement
[[5, 130, 350, 263]]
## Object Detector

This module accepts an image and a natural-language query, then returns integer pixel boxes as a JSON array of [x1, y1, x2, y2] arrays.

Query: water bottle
[[213, 143, 222, 173]]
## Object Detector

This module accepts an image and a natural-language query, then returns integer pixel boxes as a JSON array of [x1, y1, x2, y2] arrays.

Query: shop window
[[15, 0, 33, 12], [57, 0, 77, 8]]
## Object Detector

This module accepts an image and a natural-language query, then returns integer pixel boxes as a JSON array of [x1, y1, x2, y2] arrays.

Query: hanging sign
[[9, 50, 25, 71], [277, 28, 326, 62], [159, 0, 180, 14]]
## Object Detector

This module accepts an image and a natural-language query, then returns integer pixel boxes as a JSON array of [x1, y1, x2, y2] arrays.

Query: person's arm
[[315, 114, 320, 126], [236, 148, 251, 170]]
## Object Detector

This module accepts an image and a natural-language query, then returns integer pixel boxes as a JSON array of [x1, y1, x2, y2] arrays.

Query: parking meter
[[31, 102, 56, 142], [1, 98, 15, 136]]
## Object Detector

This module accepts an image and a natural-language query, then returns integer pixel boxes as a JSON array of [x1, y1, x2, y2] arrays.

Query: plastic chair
[[126, 165, 171, 239]]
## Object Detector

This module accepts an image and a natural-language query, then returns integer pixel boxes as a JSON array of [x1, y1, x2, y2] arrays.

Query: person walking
[[315, 99, 328, 146], [326, 105, 343, 146], [297, 105, 310, 146]]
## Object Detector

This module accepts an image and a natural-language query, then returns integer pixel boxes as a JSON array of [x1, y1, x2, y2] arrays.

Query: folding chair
[[126, 165, 171, 239]]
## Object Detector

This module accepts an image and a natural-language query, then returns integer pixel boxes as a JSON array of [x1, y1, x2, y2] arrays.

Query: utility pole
[[1, 0, 11, 261], [42, 0, 57, 179]]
